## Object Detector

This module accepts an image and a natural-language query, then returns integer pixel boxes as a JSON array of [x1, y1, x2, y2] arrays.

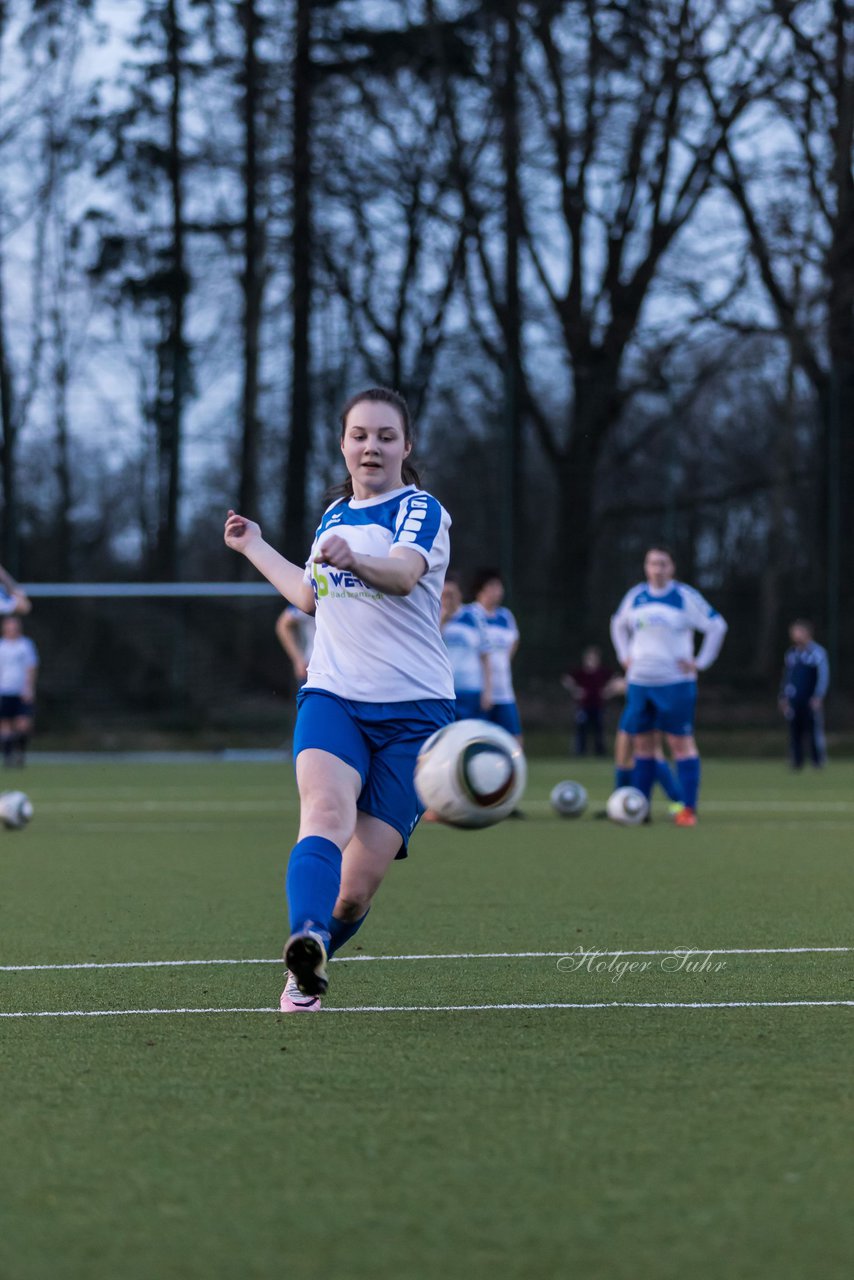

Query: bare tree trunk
[[500, 0, 523, 599], [283, 0, 313, 561], [0, 248, 17, 573], [753, 355, 796, 679], [155, 0, 187, 580], [52, 302, 73, 580], [237, 0, 264, 529]]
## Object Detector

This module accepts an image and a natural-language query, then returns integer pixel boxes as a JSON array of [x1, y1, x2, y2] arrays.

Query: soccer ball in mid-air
[[415, 719, 526, 829], [0, 790, 33, 830], [550, 780, 588, 818], [606, 786, 649, 826]]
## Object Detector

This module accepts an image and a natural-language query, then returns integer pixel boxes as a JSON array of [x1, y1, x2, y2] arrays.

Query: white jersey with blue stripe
[[303, 485, 454, 702], [471, 603, 519, 703], [442, 604, 490, 694], [610, 581, 727, 687]]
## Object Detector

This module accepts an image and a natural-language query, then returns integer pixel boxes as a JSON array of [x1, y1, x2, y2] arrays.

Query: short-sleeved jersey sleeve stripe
[[392, 491, 443, 558]]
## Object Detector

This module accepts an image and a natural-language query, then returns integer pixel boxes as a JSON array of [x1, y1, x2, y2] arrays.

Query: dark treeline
[[1, 0, 852, 703]]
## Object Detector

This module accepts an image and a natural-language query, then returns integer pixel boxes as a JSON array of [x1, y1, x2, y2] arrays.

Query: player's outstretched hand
[[318, 534, 357, 571], [224, 509, 261, 553]]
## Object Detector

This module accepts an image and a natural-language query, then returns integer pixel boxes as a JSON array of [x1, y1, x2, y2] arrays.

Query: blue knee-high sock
[[654, 759, 682, 803], [615, 766, 633, 788], [327, 909, 370, 959], [285, 836, 342, 944], [631, 755, 656, 799], [676, 756, 701, 810]]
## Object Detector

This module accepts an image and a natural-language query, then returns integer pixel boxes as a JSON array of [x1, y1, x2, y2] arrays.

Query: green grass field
[[2, 758, 853, 1280]]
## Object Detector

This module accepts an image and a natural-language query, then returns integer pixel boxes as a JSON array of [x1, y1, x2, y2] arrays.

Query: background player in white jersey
[[0, 615, 38, 766], [470, 568, 521, 740], [275, 603, 316, 686], [225, 386, 454, 1011], [610, 546, 727, 826], [440, 575, 492, 719]]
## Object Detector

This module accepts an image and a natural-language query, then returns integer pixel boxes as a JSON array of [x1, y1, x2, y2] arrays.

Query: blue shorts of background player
[[453, 689, 483, 720], [294, 689, 454, 859], [0, 695, 34, 720], [619, 682, 696, 737], [484, 700, 522, 737]]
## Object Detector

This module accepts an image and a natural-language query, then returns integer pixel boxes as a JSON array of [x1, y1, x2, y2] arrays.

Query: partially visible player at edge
[[440, 575, 492, 720], [0, 563, 32, 619], [0, 615, 38, 766], [275, 603, 316, 686], [470, 568, 521, 741], [224, 387, 454, 1011], [610, 547, 727, 826]]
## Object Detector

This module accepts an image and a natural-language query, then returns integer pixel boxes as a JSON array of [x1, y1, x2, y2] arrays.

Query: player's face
[[790, 624, 810, 647], [2, 618, 20, 639], [341, 402, 411, 499], [644, 550, 674, 588], [478, 578, 504, 609], [442, 582, 462, 614]]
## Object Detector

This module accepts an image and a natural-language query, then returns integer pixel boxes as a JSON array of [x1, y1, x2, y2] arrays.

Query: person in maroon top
[[561, 646, 621, 756]]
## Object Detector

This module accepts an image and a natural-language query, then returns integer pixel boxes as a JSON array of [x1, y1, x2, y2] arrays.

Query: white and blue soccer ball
[[0, 790, 33, 831], [550, 780, 588, 818], [415, 719, 526, 829], [606, 786, 649, 826]]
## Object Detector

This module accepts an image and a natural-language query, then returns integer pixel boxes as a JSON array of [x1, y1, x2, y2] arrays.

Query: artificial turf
[[1, 759, 853, 1280]]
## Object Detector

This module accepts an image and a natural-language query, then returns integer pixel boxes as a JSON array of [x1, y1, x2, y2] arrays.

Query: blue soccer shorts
[[484, 700, 522, 737], [453, 690, 482, 720], [294, 689, 454, 857], [619, 681, 697, 737]]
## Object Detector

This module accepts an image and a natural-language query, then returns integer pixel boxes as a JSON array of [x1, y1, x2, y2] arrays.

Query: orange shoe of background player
[[674, 806, 697, 827]]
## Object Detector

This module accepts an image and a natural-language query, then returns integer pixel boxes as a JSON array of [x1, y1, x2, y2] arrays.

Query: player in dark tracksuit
[[779, 620, 829, 768]]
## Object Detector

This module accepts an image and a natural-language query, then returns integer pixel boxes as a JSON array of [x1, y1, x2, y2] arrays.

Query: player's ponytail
[[325, 386, 421, 503]]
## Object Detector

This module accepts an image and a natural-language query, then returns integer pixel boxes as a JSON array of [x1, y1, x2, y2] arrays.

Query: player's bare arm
[[275, 612, 309, 680], [224, 510, 315, 613]]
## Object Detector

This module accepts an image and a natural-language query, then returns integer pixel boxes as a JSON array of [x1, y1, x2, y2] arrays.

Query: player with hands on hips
[[224, 386, 454, 1011], [610, 546, 727, 826]]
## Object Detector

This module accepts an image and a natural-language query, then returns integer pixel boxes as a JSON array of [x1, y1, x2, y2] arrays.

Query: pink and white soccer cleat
[[280, 970, 321, 1013]]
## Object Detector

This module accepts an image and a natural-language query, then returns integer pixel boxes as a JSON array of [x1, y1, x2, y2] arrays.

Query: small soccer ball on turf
[[415, 719, 526, 829], [606, 786, 649, 826], [0, 790, 33, 831], [550, 780, 588, 818]]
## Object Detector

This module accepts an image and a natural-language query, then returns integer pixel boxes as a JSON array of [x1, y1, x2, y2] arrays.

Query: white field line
[[2, 999, 854, 1019], [27, 797, 854, 814], [1, 945, 852, 973]]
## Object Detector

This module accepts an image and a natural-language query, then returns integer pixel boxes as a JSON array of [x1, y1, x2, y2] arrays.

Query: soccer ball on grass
[[550, 780, 588, 818], [0, 790, 33, 830], [415, 719, 526, 829], [606, 786, 649, 826]]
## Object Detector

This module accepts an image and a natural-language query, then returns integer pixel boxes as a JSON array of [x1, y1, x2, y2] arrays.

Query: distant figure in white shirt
[[610, 546, 727, 826], [0, 615, 39, 767]]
